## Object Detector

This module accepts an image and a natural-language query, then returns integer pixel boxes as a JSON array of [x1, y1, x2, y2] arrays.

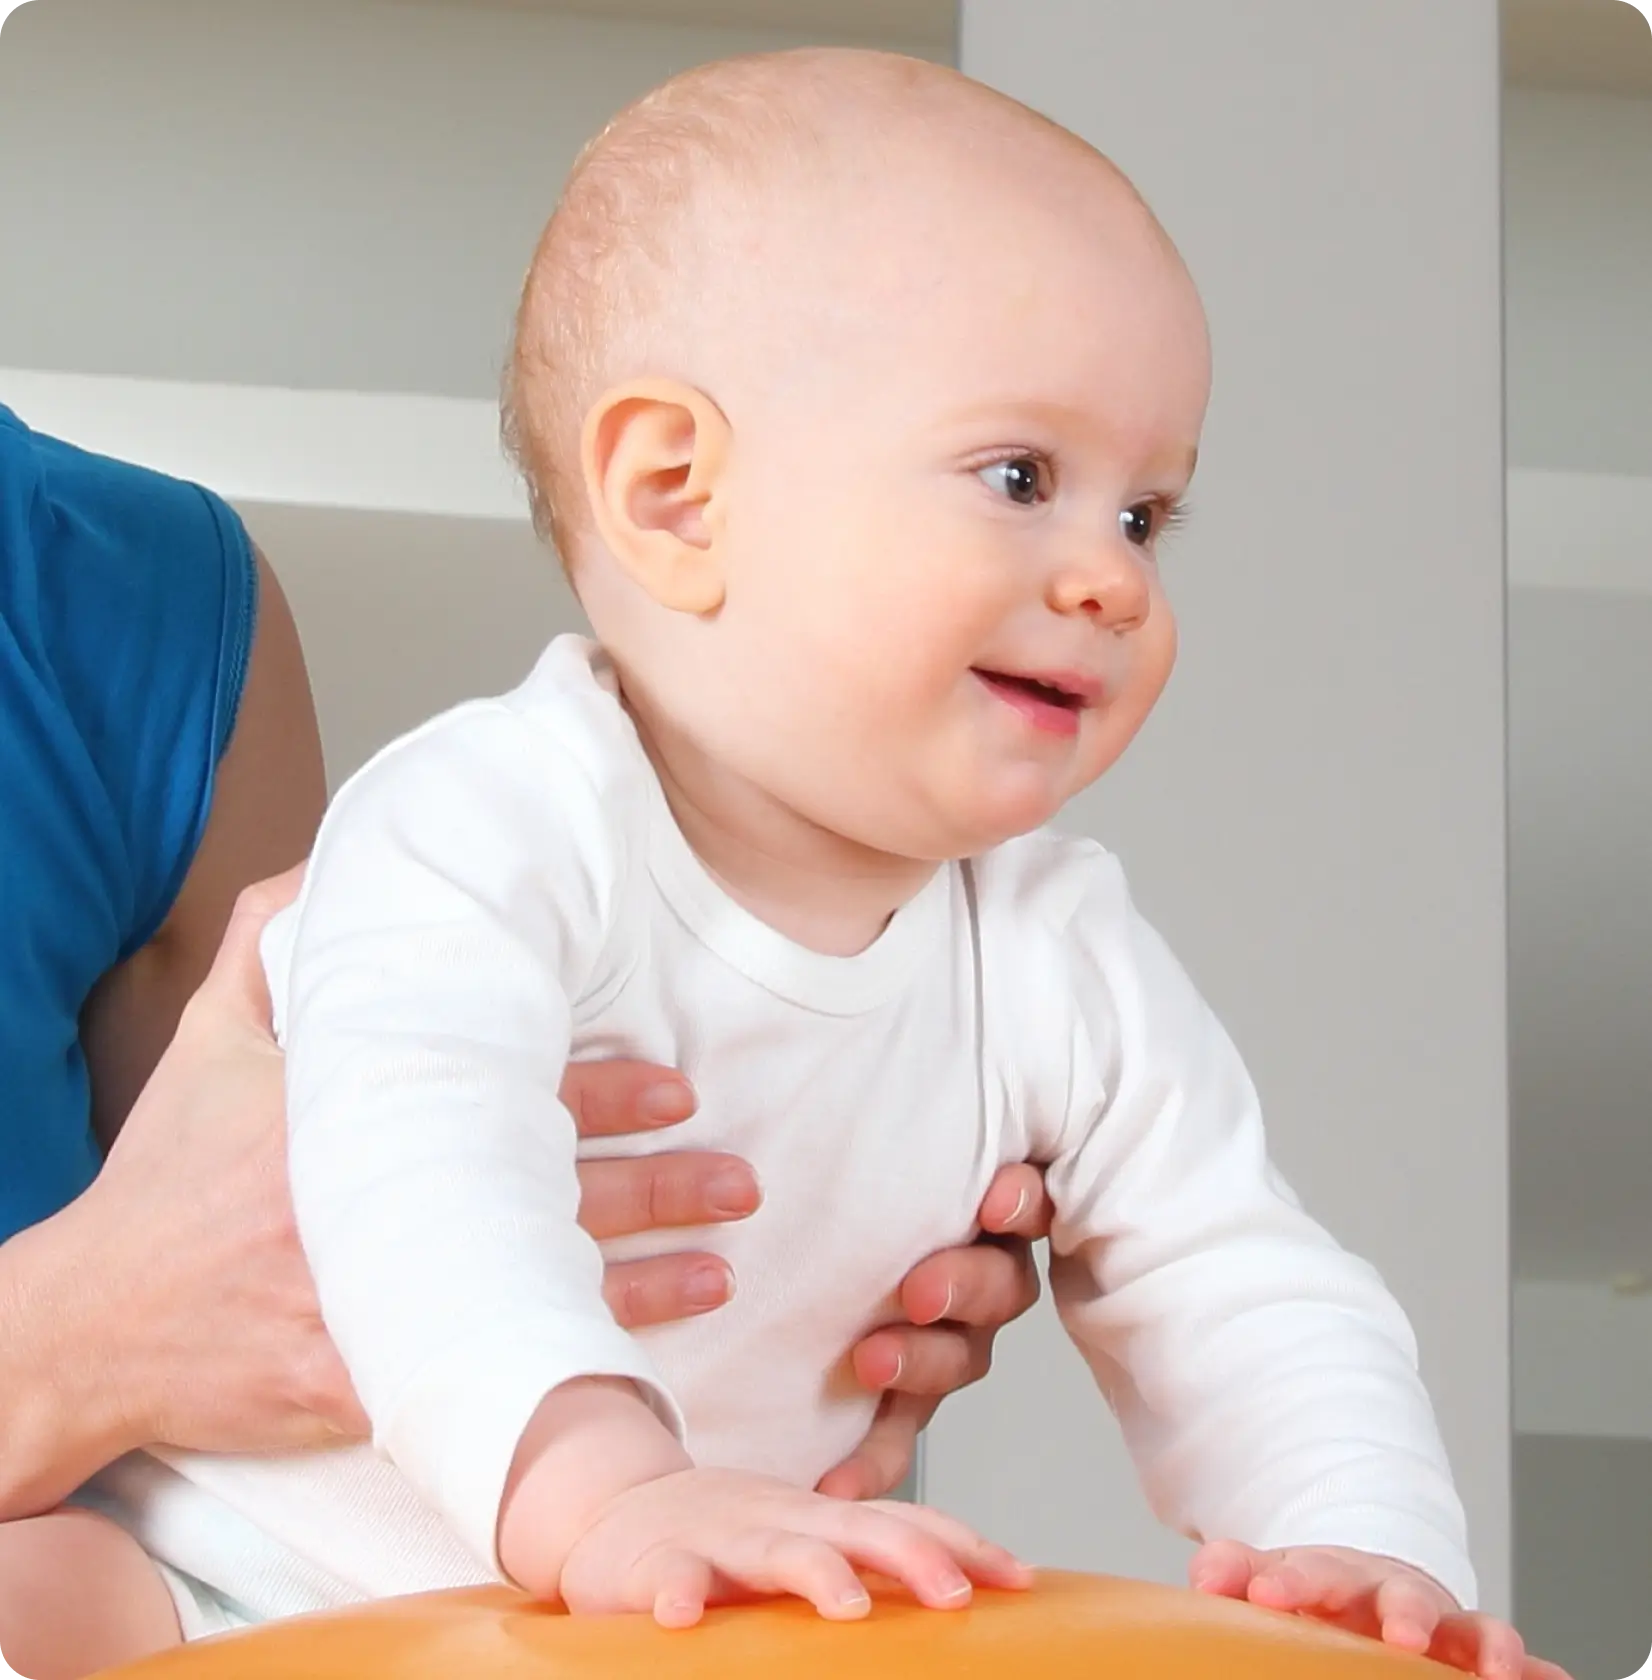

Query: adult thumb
[[195, 862, 308, 1029]]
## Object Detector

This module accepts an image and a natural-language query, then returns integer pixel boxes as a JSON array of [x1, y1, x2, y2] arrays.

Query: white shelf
[[2, 367, 528, 524], [7, 366, 1650, 595]]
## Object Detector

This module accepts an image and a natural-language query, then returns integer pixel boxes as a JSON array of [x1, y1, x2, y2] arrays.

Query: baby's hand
[[1190, 1542, 1572, 1679], [559, 1467, 1032, 1628]]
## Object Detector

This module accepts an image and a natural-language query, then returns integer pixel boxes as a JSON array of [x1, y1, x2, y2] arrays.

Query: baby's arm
[[278, 704, 1023, 1622], [277, 706, 672, 1563], [1032, 852, 1475, 1604]]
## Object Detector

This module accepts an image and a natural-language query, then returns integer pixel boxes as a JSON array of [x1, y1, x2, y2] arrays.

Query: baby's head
[[504, 48, 1209, 862]]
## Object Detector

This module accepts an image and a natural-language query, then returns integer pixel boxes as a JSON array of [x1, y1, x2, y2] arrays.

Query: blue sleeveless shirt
[[0, 403, 257, 1242]]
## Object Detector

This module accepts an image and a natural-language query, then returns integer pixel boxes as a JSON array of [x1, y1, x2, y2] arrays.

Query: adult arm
[[0, 537, 333, 1520], [79, 548, 326, 1148]]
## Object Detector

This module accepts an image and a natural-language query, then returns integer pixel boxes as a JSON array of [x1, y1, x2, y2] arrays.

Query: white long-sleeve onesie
[[87, 634, 1475, 1619]]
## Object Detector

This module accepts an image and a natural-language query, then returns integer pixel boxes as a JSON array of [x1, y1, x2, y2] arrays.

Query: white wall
[[238, 501, 582, 789], [1504, 86, 1652, 476], [0, 0, 945, 400], [929, 0, 1511, 1612]]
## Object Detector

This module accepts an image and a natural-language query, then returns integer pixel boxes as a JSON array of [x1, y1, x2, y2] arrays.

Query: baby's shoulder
[[269, 638, 654, 1026], [970, 827, 1134, 950], [324, 634, 651, 847], [968, 830, 1163, 1149]]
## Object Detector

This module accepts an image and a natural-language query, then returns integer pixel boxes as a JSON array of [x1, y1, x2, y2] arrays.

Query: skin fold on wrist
[[497, 1376, 691, 1596]]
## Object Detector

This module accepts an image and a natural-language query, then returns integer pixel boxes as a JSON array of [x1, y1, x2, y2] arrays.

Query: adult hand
[[10, 872, 767, 1513], [61, 866, 366, 1464], [818, 1164, 1054, 1500]]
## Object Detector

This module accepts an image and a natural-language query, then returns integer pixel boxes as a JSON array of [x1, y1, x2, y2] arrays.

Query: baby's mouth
[[971, 667, 1099, 739], [971, 669, 1090, 712]]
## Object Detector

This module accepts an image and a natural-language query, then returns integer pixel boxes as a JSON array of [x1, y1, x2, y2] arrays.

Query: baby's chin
[[889, 783, 1077, 862]]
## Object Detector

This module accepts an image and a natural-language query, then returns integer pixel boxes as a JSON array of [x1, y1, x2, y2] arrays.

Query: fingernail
[[1007, 1184, 1030, 1227], [936, 1283, 955, 1322], [838, 1587, 871, 1612], [642, 1080, 696, 1124], [685, 1262, 732, 1308], [708, 1165, 759, 1217], [939, 1576, 972, 1604]]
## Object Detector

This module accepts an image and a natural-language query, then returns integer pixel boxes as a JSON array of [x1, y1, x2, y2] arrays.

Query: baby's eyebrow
[[935, 396, 1097, 434]]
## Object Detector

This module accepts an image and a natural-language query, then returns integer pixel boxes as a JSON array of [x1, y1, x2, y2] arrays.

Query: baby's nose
[[1046, 539, 1153, 630]]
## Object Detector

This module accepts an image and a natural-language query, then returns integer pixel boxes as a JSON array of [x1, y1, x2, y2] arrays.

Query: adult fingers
[[976, 1163, 1054, 1240], [577, 1151, 759, 1240], [849, 1321, 981, 1397], [897, 1238, 1038, 1333], [814, 1393, 931, 1501], [602, 1253, 733, 1330], [559, 1060, 696, 1138]]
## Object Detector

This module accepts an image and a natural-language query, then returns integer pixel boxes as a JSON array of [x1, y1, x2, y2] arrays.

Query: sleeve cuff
[[380, 1316, 687, 1575]]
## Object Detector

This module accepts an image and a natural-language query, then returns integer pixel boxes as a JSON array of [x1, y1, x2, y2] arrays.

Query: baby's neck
[[631, 709, 936, 960]]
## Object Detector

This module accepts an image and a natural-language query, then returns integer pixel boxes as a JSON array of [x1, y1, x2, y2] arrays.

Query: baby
[[0, 47, 1543, 1680]]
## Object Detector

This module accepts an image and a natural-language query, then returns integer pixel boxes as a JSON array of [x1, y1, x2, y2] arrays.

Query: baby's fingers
[[1189, 1538, 1267, 1599], [1428, 1612, 1533, 1680], [862, 1500, 1032, 1590], [1373, 1571, 1447, 1653], [718, 1530, 872, 1621], [1243, 1548, 1376, 1618], [642, 1549, 716, 1629], [822, 1506, 990, 1609]]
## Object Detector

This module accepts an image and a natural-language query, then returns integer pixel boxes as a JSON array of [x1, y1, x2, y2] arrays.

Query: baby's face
[[608, 134, 1210, 863]]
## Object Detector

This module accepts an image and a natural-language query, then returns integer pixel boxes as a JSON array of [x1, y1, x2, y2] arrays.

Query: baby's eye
[[978, 456, 1049, 507], [1119, 501, 1159, 547]]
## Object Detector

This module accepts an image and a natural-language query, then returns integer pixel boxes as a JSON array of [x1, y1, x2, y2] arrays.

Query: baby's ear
[[580, 380, 732, 615]]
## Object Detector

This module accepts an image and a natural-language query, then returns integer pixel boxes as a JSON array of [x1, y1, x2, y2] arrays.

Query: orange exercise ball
[[107, 1571, 1446, 1679]]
